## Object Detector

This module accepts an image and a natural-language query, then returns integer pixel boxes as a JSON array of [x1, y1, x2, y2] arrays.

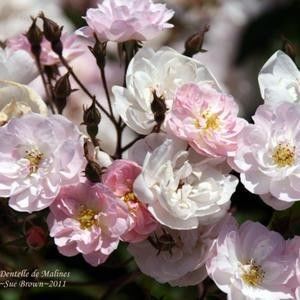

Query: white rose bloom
[[0, 80, 47, 126], [112, 47, 219, 135], [126, 132, 168, 165], [258, 50, 300, 104], [133, 139, 238, 230], [0, 48, 38, 84]]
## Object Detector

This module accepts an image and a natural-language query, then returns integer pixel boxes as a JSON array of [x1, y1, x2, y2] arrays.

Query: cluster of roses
[[0, 0, 300, 299]]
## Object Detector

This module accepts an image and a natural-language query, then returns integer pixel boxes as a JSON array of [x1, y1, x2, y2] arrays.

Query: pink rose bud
[[26, 226, 47, 249]]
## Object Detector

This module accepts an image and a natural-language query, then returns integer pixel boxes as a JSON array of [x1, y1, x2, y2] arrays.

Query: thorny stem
[[34, 57, 55, 114], [123, 49, 130, 88], [121, 135, 144, 153], [58, 54, 112, 122], [45, 72, 58, 113], [99, 66, 115, 122], [59, 54, 128, 158]]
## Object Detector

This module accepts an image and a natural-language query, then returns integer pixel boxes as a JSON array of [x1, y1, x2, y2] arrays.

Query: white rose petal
[[133, 139, 238, 229]]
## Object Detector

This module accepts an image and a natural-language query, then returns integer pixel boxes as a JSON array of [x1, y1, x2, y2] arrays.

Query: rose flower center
[[77, 206, 98, 230], [24, 148, 44, 174], [272, 143, 295, 167], [123, 192, 138, 203], [241, 259, 265, 287], [195, 110, 220, 131]]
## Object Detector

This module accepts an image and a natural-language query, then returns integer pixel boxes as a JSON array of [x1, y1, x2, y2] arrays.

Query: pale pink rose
[[167, 83, 246, 158], [0, 113, 85, 213], [286, 237, 300, 299], [129, 214, 234, 286], [102, 159, 158, 243], [47, 182, 130, 266], [231, 102, 300, 210], [8, 33, 84, 66], [76, 0, 174, 42], [206, 220, 294, 300]]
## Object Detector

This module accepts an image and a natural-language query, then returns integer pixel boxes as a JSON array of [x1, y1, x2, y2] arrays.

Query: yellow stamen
[[272, 143, 295, 167], [241, 259, 265, 287], [24, 148, 43, 174], [123, 192, 137, 203], [77, 206, 98, 230], [194, 110, 220, 131]]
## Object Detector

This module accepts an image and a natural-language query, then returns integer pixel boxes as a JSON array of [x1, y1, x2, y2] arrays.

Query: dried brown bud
[[83, 99, 101, 126], [151, 90, 168, 129], [86, 125, 99, 141], [83, 99, 101, 140], [53, 72, 74, 113], [39, 13, 63, 43], [54, 72, 72, 98], [39, 13, 63, 55], [25, 17, 43, 57], [84, 160, 103, 183], [183, 25, 209, 57], [282, 37, 297, 62], [89, 36, 107, 69]]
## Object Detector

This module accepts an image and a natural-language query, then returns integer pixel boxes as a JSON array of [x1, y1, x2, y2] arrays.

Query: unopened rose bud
[[83, 100, 101, 126], [85, 160, 103, 183], [39, 13, 63, 43], [89, 37, 107, 69], [83, 100, 101, 140], [53, 72, 73, 113], [54, 72, 72, 98], [282, 38, 297, 62], [183, 25, 209, 57], [151, 90, 167, 129], [39, 13, 63, 55], [25, 17, 43, 57], [26, 226, 47, 250]]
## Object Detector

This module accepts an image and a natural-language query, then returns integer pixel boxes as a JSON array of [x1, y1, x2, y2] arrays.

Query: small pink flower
[[102, 159, 158, 243], [47, 182, 130, 266], [8, 33, 84, 66], [206, 220, 294, 300], [76, 0, 174, 42], [167, 83, 246, 158]]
